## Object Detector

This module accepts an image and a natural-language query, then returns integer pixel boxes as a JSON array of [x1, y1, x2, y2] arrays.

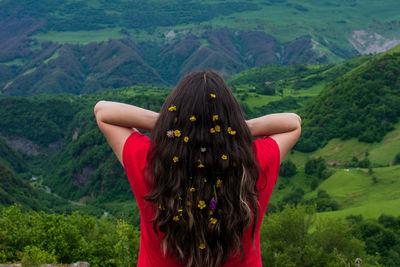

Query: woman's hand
[[94, 101, 159, 166], [246, 113, 301, 163]]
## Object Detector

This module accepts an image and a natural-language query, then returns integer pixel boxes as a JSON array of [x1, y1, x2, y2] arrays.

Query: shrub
[[279, 159, 297, 177], [280, 187, 304, 207], [393, 153, 400, 165], [358, 158, 371, 168], [310, 178, 319, 190], [305, 157, 328, 179], [21, 246, 57, 267]]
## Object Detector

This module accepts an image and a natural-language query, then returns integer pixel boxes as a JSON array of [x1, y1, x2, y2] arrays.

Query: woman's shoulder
[[253, 136, 280, 156], [253, 136, 280, 187], [123, 131, 151, 169]]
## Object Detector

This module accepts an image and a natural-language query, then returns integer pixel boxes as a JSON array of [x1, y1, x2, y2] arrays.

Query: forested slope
[[296, 46, 400, 152]]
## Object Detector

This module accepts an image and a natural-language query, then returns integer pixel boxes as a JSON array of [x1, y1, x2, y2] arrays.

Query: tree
[[393, 153, 400, 165], [279, 159, 297, 177], [305, 157, 328, 179], [358, 158, 371, 168], [260, 205, 373, 266], [280, 187, 304, 207]]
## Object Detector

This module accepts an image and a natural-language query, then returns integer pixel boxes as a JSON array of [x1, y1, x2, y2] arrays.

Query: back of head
[[146, 70, 260, 267]]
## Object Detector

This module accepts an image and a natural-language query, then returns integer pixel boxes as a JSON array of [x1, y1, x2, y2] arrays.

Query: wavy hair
[[145, 70, 260, 267]]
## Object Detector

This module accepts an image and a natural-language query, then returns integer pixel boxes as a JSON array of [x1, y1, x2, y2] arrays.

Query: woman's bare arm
[[94, 100, 159, 166], [246, 113, 301, 163]]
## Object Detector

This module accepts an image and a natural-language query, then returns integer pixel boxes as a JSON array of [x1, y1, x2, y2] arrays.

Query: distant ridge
[[0, 29, 321, 96]]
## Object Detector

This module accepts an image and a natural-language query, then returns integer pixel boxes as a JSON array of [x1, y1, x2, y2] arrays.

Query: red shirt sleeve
[[122, 131, 152, 209], [253, 137, 280, 193]]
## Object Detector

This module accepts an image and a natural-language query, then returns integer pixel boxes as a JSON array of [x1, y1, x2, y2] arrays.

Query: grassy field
[[272, 121, 400, 220], [34, 28, 127, 44], [302, 164, 400, 219], [316, 198, 400, 220], [285, 123, 400, 167]]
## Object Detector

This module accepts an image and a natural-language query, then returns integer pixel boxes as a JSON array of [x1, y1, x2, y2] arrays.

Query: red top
[[123, 131, 280, 267]]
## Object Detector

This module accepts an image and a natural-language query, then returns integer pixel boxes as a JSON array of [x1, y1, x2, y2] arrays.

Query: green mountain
[[1, 0, 400, 96]]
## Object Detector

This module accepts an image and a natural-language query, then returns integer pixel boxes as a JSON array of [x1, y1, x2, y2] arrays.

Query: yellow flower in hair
[[168, 105, 177, 111], [210, 128, 216, 133], [190, 187, 196, 192], [227, 127, 237, 135], [198, 200, 206, 209], [184, 136, 189, 142], [203, 178, 207, 183], [187, 201, 192, 206], [198, 163, 205, 168], [178, 209, 183, 216], [174, 129, 181, 137], [215, 125, 221, 132], [173, 215, 179, 222], [174, 117, 178, 123], [158, 204, 162, 210], [216, 179, 222, 188], [221, 154, 228, 160], [173, 156, 179, 163], [189, 115, 196, 122], [210, 217, 218, 224], [210, 93, 216, 98], [199, 243, 206, 249], [209, 210, 213, 215], [212, 115, 219, 121]]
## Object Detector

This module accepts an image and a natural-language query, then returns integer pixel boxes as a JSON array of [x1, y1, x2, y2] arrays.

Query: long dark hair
[[146, 70, 260, 267]]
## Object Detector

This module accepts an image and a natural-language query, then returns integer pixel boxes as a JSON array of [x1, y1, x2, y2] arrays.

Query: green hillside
[[0, 47, 399, 225], [0, 160, 103, 216], [227, 55, 372, 115], [296, 49, 400, 152], [311, 165, 400, 219], [284, 121, 400, 168]]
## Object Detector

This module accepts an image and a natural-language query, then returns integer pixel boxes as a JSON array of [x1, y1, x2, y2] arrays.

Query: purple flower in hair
[[209, 197, 217, 212]]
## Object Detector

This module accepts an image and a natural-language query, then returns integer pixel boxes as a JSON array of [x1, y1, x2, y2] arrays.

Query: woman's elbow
[[290, 113, 302, 129], [94, 101, 107, 120]]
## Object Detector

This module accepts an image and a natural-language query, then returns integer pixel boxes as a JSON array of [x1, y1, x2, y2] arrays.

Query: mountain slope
[[3, 0, 400, 96], [0, 29, 322, 96], [295, 46, 400, 152]]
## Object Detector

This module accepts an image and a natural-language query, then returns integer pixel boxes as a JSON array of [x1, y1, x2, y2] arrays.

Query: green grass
[[368, 123, 400, 166], [33, 28, 127, 44], [316, 198, 400, 220], [274, 122, 400, 220], [293, 122, 400, 166], [2, 58, 26, 66], [307, 164, 400, 209], [43, 50, 60, 64], [239, 92, 282, 107]]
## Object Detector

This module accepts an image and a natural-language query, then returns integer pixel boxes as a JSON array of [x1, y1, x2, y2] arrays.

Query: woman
[[94, 70, 301, 267]]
